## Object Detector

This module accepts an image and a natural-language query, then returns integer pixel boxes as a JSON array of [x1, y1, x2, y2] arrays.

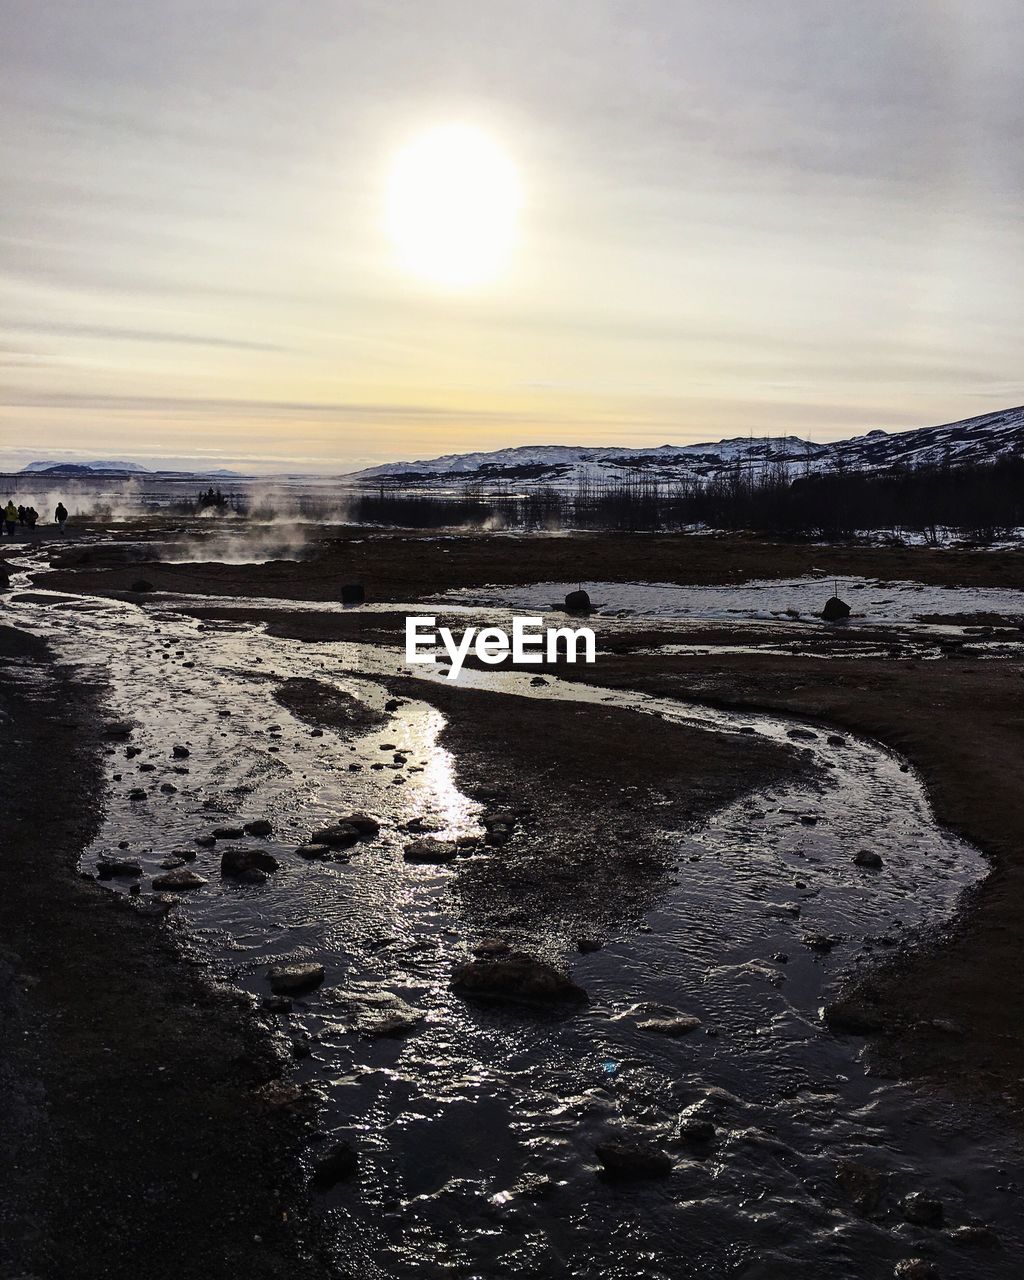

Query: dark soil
[[386, 674, 805, 958], [36, 525, 1024, 603], [0, 625, 330, 1280]]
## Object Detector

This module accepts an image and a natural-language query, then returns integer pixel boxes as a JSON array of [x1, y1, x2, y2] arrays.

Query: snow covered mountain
[[349, 405, 1024, 490]]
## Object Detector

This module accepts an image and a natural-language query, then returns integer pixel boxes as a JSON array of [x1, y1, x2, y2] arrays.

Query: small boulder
[[336, 813, 380, 839], [595, 1138, 672, 1180], [102, 720, 134, 737], [902, 1192, 944, 1228], [268, 962, 325, 994], [452, 952, 587, 1004], [564, 589, 592, 614], [821, 595, 852, 622], [211, 826, 245, 839], [96, 858, 143, 879], [296, 843, 332, 860], [243, 818, 273, 837], [404, 838, 458, 864], [854, 850, 883, 869], [638, 1014, 702, 1036], [172, 744, 190, 758], [221, 846, 280, 882], [309, 823, 361, 849], [152, 868, 208, 891]]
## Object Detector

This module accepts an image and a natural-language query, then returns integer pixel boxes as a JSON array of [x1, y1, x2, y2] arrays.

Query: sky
[[2, 0, 1023, 474]]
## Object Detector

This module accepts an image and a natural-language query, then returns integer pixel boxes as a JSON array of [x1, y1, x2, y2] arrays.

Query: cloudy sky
[[2, 1, 1022, 473]]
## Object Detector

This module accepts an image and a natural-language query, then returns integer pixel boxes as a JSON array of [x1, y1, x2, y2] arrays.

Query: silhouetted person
[[55, 501, 68, 533], [4, 500, 17, 538]]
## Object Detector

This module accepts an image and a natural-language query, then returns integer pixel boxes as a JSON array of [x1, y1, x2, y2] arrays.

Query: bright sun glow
[[386, 124, 521, 288]]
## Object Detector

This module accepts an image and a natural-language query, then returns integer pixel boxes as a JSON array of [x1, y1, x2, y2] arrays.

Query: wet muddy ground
[[2, 522, 1024, 1278]]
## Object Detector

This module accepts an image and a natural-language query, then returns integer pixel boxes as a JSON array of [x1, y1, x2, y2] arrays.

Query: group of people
[[2, 500, 69, 538]]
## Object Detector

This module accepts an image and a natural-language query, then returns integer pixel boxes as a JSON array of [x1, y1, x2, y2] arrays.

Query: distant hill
[[347, 404, 1024, 490], [21, 459, 151, 475]]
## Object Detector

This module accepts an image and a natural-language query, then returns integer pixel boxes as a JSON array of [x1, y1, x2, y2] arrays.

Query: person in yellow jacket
[[3, 500, 17, 538]]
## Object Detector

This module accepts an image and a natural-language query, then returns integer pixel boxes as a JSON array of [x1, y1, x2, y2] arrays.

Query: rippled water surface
[[5, 550, 1024, 1278]]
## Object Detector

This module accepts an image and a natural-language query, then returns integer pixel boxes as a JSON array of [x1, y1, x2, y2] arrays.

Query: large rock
[[221, 846, 280, 882], [452, 952, 587, 1004], [595, 1137, 672, 1179], [152, 868, 208, 891], [404, 838, 459, 864], [309, 823, 361, 849], [821, 595, 852, 622], [324, 987, 426, 1037], [96, 857, 143, 878], [268, 962, 325, 994]]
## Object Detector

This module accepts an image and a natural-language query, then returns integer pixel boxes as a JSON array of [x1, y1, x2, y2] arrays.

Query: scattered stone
[[152, 868, 208, 891], [948, 1225, 998, 1249], [404, 838, 459, 864], [102, 720, 134, 737], [472, 938, 511, 957], [452, 952, 587, 1004], [309, 823, 360, 849], [854, 850, 884, 869], [268, 962, 325, 994], [194, 834, 217, 847], [787, 727, 817, 741], [262, 995, 293, 1013], [384, 698, 402, 712], [159, 782, 177, 794], [96, 858, 143, 878], [836, 1159, 886, 1214], [337, 813, 380, 839], [296, 843, 332, 860], [128, 787, 146, 801], [312, 1140, 358, 1188], [678, 1117, 716, 1143], [125, 746, 141, 758], [172, 744, 190, 758], [827, 735, 847, 747], [139, 762, 156, 772], [243, 818, 273, 837], [221, 846, 280, 882], [564, 588, 592, 614], [638, 1014, 702, 1036], [324, 987, 426, 1037], [211, 826, 245, 839], [902, 1192, 944, 1227], [821, 595, 852, 622], [893, 1260, 939, 1280], [595, 1137, 672, 1179]]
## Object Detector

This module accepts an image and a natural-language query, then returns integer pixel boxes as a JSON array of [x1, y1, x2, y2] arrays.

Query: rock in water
[[854, 850, 883, 869], [452, 952, 587, 1004], [151, 868, 208, 891], [268, 962, 325, 994], [96, 858, 143, 878], [403, 838, 459, 864], [821, 595, 851, 621], [901, 1192, 944, 1227], [243, 818, 273, 837], [220, 846, 280, 882], [312, 1140, 358, 1188], [336, 813, 380, 839], [638, 1014, 702, 1036], [309, 823, 361, 849], [595, 1138, 672, 1179], [564, 588, 591, 614]]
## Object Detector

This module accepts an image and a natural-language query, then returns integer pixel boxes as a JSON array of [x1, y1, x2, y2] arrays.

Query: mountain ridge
[[349, 404, 1024, 489]]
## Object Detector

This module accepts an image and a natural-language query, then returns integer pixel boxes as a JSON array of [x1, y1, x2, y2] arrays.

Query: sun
[[386, 124, 521, 289]]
